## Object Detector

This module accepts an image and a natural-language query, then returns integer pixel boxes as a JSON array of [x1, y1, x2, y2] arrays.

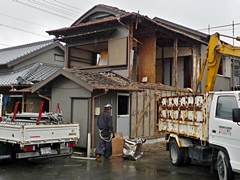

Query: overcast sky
[[1, 0, 240, 48]]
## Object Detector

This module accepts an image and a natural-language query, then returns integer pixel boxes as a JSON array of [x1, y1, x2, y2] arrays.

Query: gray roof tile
[[65, 69, 136, 90], [0, 39, 55, 65], [0, 62, 62, 86]]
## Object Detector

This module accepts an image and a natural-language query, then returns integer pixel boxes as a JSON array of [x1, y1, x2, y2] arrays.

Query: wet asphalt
[[0, 150, 225, 180]]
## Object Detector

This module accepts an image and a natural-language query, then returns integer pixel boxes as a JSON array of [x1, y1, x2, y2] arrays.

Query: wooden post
[[174, 38, 178, 90]]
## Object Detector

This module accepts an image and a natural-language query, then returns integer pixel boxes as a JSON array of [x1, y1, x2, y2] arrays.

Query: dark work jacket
[[97, 111, 114, 133]]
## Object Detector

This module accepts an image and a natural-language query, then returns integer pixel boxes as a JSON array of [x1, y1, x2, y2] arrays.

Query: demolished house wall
[[130, 85, 191, 138], [68, 25, 129, 69], [156, 47, 193, 88], [138, 33, 156, 83]]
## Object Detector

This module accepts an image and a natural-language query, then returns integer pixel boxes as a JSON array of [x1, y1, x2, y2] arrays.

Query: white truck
[[158, 33, 240, 180], [0, 98, 79, 161]]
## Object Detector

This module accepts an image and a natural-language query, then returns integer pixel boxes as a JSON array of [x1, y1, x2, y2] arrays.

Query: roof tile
[[0, 39, 55, 65], [0, 63, 62, 86]]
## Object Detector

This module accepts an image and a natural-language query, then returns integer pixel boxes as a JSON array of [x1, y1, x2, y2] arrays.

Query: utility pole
[[232, 20, 235, 90]]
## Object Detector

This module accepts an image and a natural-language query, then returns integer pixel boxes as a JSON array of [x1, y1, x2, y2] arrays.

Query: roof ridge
[[22, 62, 42, 80], [0, 38, 55, 52], [0, 62, 62, 76]]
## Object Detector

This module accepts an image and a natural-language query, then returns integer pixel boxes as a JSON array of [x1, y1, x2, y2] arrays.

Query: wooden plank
[[130, 92, 137, 138], [132, 93, 155, 137], [137, 91, 144, 136], [139, 33, 156, 83], [144, 89, 150, 136], [108, 37, 127, 66], [150, 89, 155, 136]]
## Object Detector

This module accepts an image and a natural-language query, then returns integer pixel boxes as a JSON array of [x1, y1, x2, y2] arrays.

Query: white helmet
[[104, 103, 112, 108]]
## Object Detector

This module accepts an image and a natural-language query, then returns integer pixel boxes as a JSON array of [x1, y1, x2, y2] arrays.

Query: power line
[[0, 24, 49, 37], [198, 22, 240, 31], [43, 0, 82, 15], [12, 0, 75, 21], [28, 0, 79, 17], [54, 0, 86, 12], [0, 43, 12, 47], [200, 27, 234, 32], [0, 12, 53, 29], [81, 0, 95, 5]]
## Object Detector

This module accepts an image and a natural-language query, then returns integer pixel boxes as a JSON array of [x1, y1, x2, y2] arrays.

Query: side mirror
[[232, 108, 240, 122]]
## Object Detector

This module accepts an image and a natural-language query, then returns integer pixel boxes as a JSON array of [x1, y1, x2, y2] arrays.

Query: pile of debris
[[142, 141, 167, 156]]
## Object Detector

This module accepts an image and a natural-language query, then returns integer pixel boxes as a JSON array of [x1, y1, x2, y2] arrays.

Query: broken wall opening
[[130, 84, 191, 139], [68, 37, 128, 68], [132, 32, 196, 88]]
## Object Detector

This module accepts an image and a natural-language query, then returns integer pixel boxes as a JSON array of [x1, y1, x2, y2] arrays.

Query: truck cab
[[209, 91, 240, 175]]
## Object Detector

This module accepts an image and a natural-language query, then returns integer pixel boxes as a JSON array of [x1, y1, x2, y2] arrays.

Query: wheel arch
[[167, 134, 193, 148], [210, 143, 231, 162]]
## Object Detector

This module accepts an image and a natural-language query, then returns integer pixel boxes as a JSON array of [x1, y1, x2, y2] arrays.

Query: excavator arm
[[197, 32, 240, 92]]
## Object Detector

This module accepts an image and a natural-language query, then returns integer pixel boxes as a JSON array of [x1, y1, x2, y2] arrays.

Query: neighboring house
[[0, 39, 64, 113], [30, 69, 140, 148], [25, 4, 232, 153]]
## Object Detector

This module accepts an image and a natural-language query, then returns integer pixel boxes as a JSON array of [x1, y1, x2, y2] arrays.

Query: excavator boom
[[198, 33, 240, 92]]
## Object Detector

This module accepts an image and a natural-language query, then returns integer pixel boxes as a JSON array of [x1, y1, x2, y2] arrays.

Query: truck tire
[[183, 148, 191, 165], [169, 139, 184, 166], [217, 150, 234, 180]]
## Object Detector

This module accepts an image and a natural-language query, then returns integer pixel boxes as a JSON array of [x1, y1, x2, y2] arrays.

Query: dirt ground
[[142, 141, 167, 155]]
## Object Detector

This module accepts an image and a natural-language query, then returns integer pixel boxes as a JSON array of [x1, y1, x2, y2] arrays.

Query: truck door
[[209, 94, 240, 170]]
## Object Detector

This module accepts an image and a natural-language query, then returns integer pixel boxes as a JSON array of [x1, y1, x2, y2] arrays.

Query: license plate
[[40, 147, 51, 155]]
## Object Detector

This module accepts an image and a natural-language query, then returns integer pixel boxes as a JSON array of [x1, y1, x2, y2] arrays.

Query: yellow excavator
[[197, 32, 240, 92]]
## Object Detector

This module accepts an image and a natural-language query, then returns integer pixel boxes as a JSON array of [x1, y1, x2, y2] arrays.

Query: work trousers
[[95, 137, 112, 159]]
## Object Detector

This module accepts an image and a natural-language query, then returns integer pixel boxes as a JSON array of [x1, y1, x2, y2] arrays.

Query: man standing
[[95, 103, 115, 162]]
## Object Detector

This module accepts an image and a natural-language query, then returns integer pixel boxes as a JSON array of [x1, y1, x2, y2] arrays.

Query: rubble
[[142, 141, 167, 156]]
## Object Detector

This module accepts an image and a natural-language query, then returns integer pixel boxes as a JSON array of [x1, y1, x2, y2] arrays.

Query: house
[[0, 39, 64, 113], [30, 68, 140, 149], [28, 4, 233, 154]]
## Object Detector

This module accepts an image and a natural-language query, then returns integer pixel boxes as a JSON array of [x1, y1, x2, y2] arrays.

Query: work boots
[[96, 155, 101, 162]]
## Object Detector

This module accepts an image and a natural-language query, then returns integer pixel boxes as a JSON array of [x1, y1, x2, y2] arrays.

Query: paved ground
[[0, 146, 221, 180]]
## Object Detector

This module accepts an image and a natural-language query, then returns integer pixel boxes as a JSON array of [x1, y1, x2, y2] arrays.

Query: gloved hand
[[112, 132, 115, 138]]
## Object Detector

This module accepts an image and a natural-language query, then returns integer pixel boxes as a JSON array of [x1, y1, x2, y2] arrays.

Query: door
[[209, 94, 240, 170], [116, 94, 130, 139], [72, 98, 89, 148]]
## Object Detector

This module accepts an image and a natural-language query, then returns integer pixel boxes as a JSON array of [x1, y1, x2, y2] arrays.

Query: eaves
[[46, 13, 134, 36], [31, 69, 94, 93]]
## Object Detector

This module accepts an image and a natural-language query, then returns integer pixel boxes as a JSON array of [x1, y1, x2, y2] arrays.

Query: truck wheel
[[217, 150, 234, 180], [169, 139, 184, 166], [183, 148, 191, 165]]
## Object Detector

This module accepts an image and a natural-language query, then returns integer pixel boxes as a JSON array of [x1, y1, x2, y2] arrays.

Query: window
[[54, 54, 64, 62], [216, 96, 238, 120], [118, 95, 129, 115]]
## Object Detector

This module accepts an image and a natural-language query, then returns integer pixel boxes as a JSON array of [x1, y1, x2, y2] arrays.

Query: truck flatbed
[[0, 122, 79, 147]]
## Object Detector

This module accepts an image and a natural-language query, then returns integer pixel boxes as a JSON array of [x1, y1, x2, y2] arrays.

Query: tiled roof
[[71, 4, 128, 26], [0, 62, 62, 86], [0, 39, 55, 65], [65, 69, 131, 88], [47, 4, 208, 44], [31, 68, 141, 93]]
